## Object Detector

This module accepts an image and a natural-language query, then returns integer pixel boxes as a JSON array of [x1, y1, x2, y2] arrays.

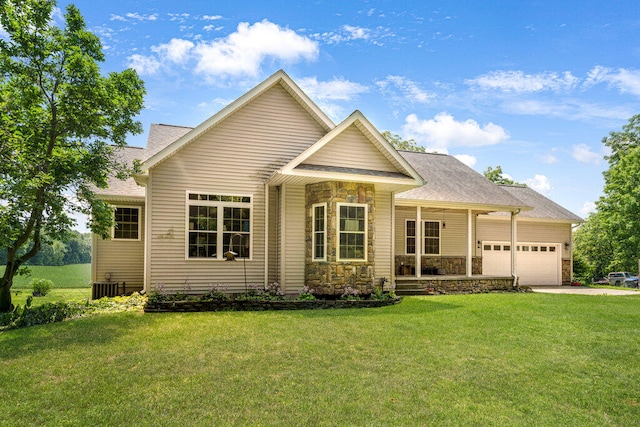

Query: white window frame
[[185, 192, 253, 260], [336, 202, 368, 262], [405, 219, 416, 255], [423, 220, 441, 255], [312, 203, 327, 262], [112, 206, 141, 241]]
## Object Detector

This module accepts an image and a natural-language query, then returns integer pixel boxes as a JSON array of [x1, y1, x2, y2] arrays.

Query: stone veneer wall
[[395, 255, 484, 276], [562, 259, 572, 285], [305, 182, 376, 296]]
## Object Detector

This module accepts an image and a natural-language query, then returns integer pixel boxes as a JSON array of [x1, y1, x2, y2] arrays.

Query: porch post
[[416, 205, 421, 278], [511, 210, 518, 278], [467, 209, 473, 277]]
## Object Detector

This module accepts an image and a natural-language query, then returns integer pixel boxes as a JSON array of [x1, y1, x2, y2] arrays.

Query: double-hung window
[[423, 220, 441, 255], [187, 193, 251, 259], [312, 203, 327, 261], [337, 203, 367, 261], [406, 220, 416, 254], [113, 207, 140, 240]]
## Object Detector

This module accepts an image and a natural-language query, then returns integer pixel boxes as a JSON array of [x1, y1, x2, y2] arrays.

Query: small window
[[113, 207, 140, 240], [532, 246, 539, 252], [504, 245, 511, 251], [549, 246, 556, 252], [517, 246, 521, 251], [484, 245, 491, 251], [541, 246, 547, 252], [493, 245, 501, 251], [522, 246, 530, 252], [406, 220, 416, 255], [312, 204, 326, 261]]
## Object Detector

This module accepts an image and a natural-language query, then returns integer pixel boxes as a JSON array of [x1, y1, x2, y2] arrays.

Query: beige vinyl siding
[[281, 183, 306, 293], [267, 185, 280, 284], [92, 204, 145, 285], [147, 84, 327, 293], [374, 190, 393, 281], [477, 217, 572, 257], [394, 206, 472, 256], [303, 124, 398, 172]]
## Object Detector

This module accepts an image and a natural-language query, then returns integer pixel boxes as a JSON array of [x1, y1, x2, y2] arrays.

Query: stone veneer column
[[305, 181, 376, 296]]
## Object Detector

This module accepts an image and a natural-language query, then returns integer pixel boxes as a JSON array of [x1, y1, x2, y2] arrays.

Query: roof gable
[[141, 70, 336, 172], [274, 110, 424, 187]]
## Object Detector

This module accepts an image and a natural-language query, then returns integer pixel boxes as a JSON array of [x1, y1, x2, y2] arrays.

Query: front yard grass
[[1, 293, 639, 425]]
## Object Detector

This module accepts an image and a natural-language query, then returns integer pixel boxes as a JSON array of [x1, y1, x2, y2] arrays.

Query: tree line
[[0, 232, 91, 266]]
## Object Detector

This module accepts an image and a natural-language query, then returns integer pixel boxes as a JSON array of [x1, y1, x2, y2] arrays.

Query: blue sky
[[48, 1, 640, 225]]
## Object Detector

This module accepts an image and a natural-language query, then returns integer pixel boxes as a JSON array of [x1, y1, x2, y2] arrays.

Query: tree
[[381, 131, 425, 152], [483, 166, 526, 186], [0, 0, 145, 311]]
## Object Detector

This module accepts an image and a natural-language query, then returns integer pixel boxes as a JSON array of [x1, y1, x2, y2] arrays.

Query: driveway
[[531, 286, 640, 296]]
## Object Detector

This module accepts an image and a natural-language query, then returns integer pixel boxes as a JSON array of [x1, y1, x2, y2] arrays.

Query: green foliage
[[483, 165, 526, 186], [576, 114, 640, 276], [0, 0, 145, 311], [370, 286, 397, 300], [30, 278, 53, 296], [295, 285, 316, 301], [236, 282, 285, 301], [339, 286, 362, 300], [0, 292, 146, 330], [381, 131, 425, 152]]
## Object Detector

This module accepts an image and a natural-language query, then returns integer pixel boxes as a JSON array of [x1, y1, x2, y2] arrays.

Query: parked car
[[608, 272, 639, 287]]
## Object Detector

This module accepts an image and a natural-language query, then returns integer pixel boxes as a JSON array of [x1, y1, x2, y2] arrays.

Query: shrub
[[296, 285, 316, 301], [31, 278, 53, 296], [203, 284, 230, 301], [235, 282, 285, 301], [340, 286, 362, 301]]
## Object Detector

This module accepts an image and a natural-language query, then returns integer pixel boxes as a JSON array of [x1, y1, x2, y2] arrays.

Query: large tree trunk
[[0, 278, 13, 313]]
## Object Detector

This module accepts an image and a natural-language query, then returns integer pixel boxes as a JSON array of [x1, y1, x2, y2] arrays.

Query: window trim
[[423, 220, 441, 255], [112, 206, 141, 241], [336, 202, 368, 262], [405, 219, 416, 255], [312, 203, 327, 262], [185, 191, 253, 261]]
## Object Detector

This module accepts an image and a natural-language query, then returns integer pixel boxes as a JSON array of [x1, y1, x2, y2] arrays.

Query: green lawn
[[1, 293, 639, 425], [2, 264, 91, 289]]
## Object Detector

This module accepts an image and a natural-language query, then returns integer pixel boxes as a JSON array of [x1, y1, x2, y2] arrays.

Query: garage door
[[482, 242, 561, 286]]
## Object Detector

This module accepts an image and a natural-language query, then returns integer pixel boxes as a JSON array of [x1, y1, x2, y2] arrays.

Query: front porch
[[395, 275, 518, 295]]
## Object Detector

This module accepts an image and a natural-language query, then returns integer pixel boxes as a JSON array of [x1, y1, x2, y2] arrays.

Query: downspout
[[511, 209, 520, 288]]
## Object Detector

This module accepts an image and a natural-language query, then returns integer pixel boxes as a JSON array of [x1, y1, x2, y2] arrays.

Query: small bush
[[296, 285, 316, 301], [30, 278, 53, 297], [340, 286, 362, 301]]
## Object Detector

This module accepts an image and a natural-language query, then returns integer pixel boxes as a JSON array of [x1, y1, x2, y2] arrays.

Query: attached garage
[[482, 241, 562, 286]]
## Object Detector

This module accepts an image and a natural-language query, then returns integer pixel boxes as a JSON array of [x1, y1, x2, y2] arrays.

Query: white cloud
[[297, 76, 368, 101], [203, 25, 223, 32], [151, 38, 194, 64], [504, 99, 632, 121], [111, 12, 158, 22], [127, 54, 161, 75], [572, 143, 601, 164], [453, 154, 477, 168], [376, 75, 435, 104], [525, 174, 552, 195], [203, 15, 223, 21], [466, 70, 579, 93], [401, 112, 510, 152], [194, 20, 318, 78], [315, 25, 371, 45], [584, 65, 640, 96], [538, 152, 559, 164], [579, 201, 596, 217]]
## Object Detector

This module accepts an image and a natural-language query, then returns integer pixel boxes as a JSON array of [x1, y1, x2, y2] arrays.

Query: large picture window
[[113, 207, 140, 240], [423, 220, 441, 255], [312, 203, 326, 261], [187, 193, 251, 259], [337, 203, 367, 261]]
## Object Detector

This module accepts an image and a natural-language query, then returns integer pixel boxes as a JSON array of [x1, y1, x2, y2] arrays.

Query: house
[[92, 70, 582, 297]]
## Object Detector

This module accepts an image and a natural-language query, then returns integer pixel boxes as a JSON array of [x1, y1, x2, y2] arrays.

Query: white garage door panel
[[482, 242, 561, 286]]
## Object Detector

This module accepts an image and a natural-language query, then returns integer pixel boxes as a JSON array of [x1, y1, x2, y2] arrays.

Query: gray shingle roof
[[496, 185, 583, 222], [396, 151, 529, 210], [95, 124, 192, 199]]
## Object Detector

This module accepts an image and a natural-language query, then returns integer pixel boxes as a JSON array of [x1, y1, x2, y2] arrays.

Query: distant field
[[1, 264, 91, 289]]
